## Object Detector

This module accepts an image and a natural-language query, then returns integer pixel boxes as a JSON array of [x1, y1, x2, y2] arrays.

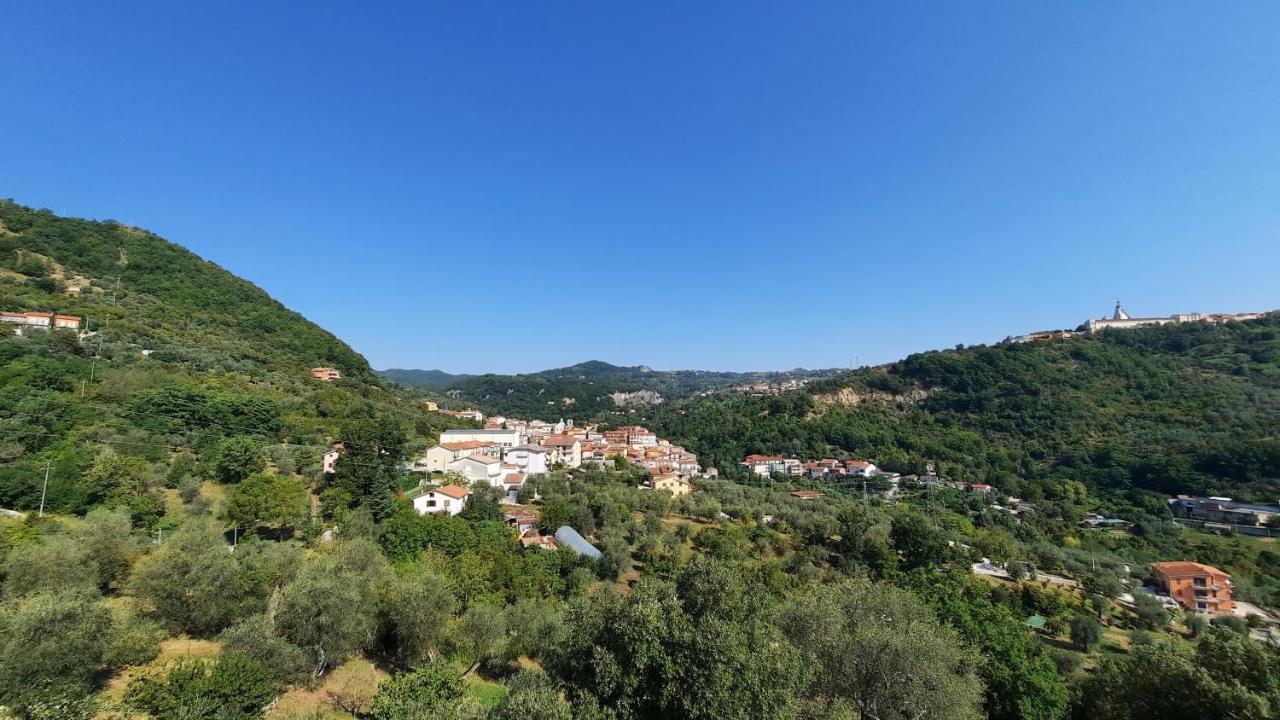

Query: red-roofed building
[[790, 490, 824, 501], [418, 442, 501, 472], [543, 435, 583, 468], [1151, 561, 1233, 614], [409, 484, 472, 516], [741, 454, 788, 476]]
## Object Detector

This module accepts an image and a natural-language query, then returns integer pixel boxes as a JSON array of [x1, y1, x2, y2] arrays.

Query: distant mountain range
[[378, 368, 475, 389], [378, 361, 838, 417]]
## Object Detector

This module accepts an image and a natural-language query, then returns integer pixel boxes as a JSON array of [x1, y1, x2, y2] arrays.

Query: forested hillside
[[439, 360, 834, 418], [0, 200, 460, 516], [0, 200, 372, 380], [654, 317, 1280, 501], [3, 201, 1280, 720], [379, 368, 474, 390]]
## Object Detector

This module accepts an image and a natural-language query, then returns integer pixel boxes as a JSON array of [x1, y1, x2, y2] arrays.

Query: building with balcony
[[310, 367, 342, 381], [1151, 561, 1233, 614]]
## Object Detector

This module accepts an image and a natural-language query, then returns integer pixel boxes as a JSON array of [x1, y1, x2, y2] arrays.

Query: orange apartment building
[[310, 367, 342, 381], [1151, 561, 1233, 614]]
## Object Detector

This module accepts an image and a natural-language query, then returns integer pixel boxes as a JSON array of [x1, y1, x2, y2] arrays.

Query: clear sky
[[3, 3, 1278, 373]]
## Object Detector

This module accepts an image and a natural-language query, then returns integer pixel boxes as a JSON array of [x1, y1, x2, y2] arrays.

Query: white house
[[447, 454, 503, 486], [845, 460, 878, 477], [322, 444, 343, 475], [740, 454, 789, 476], [418, 442, 501, 473], [542, 436, 582, 468], [410, 484, 472, 516], [504, 445, 551, 475], [440, 428, 525, 449]]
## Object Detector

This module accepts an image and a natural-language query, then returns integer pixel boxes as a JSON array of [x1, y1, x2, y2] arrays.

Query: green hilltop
[[424, 359, 836, 417], [652, 317, 1280, 502], [0, 200, 459, 515]]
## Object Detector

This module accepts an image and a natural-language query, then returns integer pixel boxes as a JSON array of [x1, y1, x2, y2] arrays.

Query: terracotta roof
[[503, 473, 526, 485], [543, 435, 579, 447], [791, 490, 824, 500], [1151, 561, 1229, 578], [437, 441, 497, 451], [433, 485, 471, 500]]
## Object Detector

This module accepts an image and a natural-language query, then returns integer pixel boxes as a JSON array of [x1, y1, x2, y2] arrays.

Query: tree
[[218, 615, 312, 686], [0, 590, 112, 714], [211, 436, 266, 484], [909, 573, 1066, 720], [458, 490, 502, 522], [384, 568, 457, 666], [70, 506, 141, 591], [891, 511, 954, 570], [1070, 613, 1102, 652], [223, 472, 307, 530], [370, 662, 465, 720], [330, 417, 407, 520], [1088, 593, 1111, 620], [104, 608, 166, 667], [491, 671, 570, 720], [779, 578, 984, 720], [1, 534, 98, 598], [504, 599, 565, 662], [86, 453, 165, 528], [130, 520, 255, 635], [537, 495, 573, 534], [462, 602, 510, 674], [551, 563, 808, 720], [1133, 593, 1169, 629], [1073, 641, 1271, 720], [124, 654, 279, 720], [1185, 613, 1209, 638], [276, 540, 391, 676]]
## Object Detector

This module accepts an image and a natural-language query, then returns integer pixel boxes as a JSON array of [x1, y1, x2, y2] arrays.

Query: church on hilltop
[[1086, 302, 1264, 333]]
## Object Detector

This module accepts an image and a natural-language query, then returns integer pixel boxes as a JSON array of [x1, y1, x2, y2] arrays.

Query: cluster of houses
[[918, 475, 997, 495], [730, 379, 809, 395], [1, 310, 82, 333], [402, 417, 705, 512], [1086, 303, 1266, 333], [1170, 495, 1280, 528], [740, 454, 881, 479], [1011, 303, 1269, 343]]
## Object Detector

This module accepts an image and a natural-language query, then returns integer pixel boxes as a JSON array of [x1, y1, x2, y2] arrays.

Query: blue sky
[[3, 3, 1278, 373]]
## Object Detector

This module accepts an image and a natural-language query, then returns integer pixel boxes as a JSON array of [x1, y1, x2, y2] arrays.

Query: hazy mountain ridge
[[428, 360, 839, 417]]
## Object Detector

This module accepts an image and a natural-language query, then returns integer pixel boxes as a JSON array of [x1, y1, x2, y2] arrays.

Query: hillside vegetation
[[655, 317, 1280, 502], [2, 202, 1279, 720], [379, 367, 474, 390], [0, 199, 459, 516], [0, 200, 372, 380], [436, 360, 835, 418]]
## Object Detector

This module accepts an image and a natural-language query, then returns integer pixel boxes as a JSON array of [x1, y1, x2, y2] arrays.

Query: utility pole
[[38, 463, 51, 517]]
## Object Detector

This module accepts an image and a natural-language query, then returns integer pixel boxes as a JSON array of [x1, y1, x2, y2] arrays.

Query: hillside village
[[396, 412, 707, 501], [1013, 302, 1269, 342], [319, 410, 712, 553]]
